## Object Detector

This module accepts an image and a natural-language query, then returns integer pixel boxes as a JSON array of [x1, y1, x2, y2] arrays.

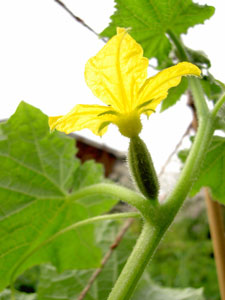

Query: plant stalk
[[212, 93, 225, 117], [107, 221, 163, 300], [69, 183, 149, 215], [162, 113, 214, 221], [167, 30, 188, 61]]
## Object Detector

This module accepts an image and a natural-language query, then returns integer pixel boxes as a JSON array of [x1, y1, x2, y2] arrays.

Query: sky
[[0, 0, 224, 172]]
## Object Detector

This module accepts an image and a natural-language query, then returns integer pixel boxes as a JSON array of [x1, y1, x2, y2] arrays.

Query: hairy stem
[[108, 221, 163, 300], [69, 183, 150, 216], [162, 114, 214, 220], [212, 93, 225, 117], [167, 30, 188, 61], [167, 30, 209, 117], [188, 77, 209, 118]]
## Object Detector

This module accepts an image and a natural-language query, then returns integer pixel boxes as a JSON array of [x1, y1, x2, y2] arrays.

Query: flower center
[[116, 111, 142, 138]]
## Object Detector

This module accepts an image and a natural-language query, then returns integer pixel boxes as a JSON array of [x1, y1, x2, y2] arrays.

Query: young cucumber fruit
[[128, 136, 159, 200]]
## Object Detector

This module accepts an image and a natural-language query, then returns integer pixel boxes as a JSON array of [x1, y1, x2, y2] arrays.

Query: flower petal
[[49, 105, 117, 136], [49, 115, 63, 130], [85, 28, 149, 113], [137, 62, 201, 108], [139, 96, 164, 117]]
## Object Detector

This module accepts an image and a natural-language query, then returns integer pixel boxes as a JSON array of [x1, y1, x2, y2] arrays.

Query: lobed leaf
[[37, 220, 136, 299], [0, 290, 36, 300], [0, 102, 118, 291], [132, 273, 205, 300], [101, 0, 215, 64]]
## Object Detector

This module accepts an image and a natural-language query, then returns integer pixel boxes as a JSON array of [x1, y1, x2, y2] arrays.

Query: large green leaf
[[178, 136, 225, 203], [0, 102, 118, 291], [132, 273, 204, 300], [37, 220, 136, 300], [0, 290, 36, 300], [38, 266, 205, 300], [37, 221, 204, 300], [101, 0, 214, 63]]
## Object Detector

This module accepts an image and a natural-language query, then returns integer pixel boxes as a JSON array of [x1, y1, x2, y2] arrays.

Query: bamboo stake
[[204, 188, 225, 300], [187, 91, 225, 299]]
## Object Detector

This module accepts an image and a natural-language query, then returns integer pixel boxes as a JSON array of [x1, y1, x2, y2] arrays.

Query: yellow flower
[[49, 28, 201, 138]]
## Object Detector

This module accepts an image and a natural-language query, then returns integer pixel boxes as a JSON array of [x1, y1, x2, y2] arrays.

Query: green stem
[[163, 114, 214, 221], [212, 93, 225, 117], [167, 30, 188, 61], [168, 30, 209, 117], [188, 77, 209, 118], [107, 221, 163, 300], [160, 30, 212, 225], [69, 183, 150, 216]]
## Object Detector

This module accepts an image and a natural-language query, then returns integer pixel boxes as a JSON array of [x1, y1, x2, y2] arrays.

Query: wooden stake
[[187, 92, 225, 299], [204, 188, 225, 300]]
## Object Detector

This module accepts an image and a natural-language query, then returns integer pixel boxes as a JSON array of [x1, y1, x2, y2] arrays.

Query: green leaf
[[37, 220, 137, 300], [14, 266, 40, 293], [200, 74, 224, 102], [101, 0, 215, 63], [132, 274, 205, 300], [0, 290, 36, 300], [200, 75, 225, 132], [160, 77, 188, 112], [37, 220, 205, 300], [178, 136, 225, 203], [178, 149, 190, 164], [201, 75, 225, 131], [186, 48, 211, 69], [38, 266, 205, 300], [0, 102, 118, 291]]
